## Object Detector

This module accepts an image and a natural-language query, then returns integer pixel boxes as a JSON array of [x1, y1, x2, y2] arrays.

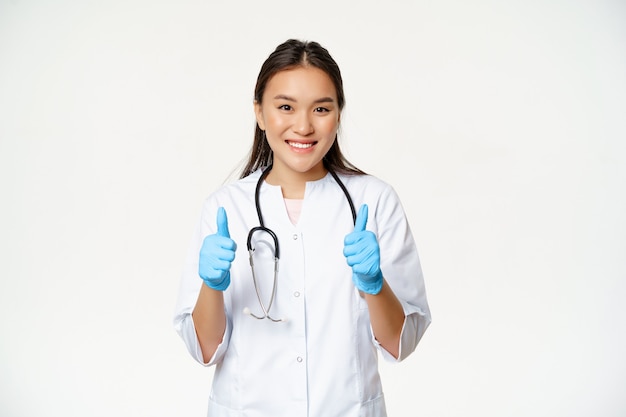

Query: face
[[254, 66, 340, 183]]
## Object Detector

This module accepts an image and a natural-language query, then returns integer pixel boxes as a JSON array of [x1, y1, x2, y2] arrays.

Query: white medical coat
[[174, 170, 431, 417]]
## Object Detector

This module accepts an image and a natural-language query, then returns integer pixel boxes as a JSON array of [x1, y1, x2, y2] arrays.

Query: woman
[[174, 39, 431, 417]]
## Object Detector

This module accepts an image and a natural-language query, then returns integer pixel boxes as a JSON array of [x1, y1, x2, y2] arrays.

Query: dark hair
[[240, 39, 365, 178]]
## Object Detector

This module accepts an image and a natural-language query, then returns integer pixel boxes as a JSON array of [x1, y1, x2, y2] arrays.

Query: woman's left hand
[[343, 204, 384, 295]]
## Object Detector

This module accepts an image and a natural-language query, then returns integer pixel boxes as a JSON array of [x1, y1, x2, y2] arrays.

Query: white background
[[1, 1, 625, 416]]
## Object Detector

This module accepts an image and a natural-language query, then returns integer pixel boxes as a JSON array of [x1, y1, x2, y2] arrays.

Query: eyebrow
[[273, 94, 335, 104]]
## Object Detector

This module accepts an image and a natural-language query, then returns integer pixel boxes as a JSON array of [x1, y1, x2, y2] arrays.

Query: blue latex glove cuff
[[353, 270, 383, 295], [203, 273, 230, 291]]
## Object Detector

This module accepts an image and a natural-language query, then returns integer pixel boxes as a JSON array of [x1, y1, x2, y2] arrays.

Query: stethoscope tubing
[[244, 164, 356, 322]]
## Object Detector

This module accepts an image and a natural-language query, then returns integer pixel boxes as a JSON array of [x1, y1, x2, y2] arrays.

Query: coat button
[[292, 234, 298, 240], [297, 357, 303, 363], [294, 291, 300, 297]]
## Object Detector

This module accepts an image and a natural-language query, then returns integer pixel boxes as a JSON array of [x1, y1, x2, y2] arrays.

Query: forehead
[[264, 66, 337, 100]]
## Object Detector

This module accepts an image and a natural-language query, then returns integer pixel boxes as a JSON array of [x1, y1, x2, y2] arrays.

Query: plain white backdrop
[[1, 1, 625, 416]]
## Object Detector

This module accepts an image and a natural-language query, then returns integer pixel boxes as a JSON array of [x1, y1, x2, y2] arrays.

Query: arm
[[374, 185, 431, 361], [192, 284, 227, 363], [344, 204, 404, 358], [192, 206, 236, 363], [345, 200, 431, 361], [363, 280, 405, 359]]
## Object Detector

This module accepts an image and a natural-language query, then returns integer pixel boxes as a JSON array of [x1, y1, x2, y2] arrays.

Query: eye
[[314, 107, 330, 113], [278, 104, 292, 111]]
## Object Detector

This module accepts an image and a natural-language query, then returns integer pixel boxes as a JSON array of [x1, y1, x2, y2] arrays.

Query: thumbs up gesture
[[343, 204, 383, 295], [199, 207, 237, 291]]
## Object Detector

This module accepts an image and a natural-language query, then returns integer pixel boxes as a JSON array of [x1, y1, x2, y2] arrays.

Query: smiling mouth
[[287, 141, 316, 149]]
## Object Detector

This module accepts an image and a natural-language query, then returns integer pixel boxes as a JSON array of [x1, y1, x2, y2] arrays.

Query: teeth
[[289, 141, 313, 149]]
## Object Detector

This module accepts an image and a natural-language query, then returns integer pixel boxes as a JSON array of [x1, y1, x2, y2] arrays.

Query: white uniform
[[174, 169, 431, 417]]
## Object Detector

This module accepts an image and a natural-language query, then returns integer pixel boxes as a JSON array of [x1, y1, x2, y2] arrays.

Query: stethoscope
[[242, 164, 357, 322]]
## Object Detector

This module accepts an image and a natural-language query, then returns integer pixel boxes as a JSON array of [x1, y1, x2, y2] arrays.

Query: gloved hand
[[198, 207, 237, 291], [343, 204, 383, 295]]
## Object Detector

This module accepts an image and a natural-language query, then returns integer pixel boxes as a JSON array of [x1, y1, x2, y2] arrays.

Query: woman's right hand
[[198, 207, 237, 291]]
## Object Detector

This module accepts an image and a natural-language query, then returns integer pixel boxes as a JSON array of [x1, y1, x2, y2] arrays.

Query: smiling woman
[[173, 39, 431, 417]]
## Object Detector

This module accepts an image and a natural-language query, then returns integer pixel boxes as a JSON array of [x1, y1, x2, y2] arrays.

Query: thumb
[[216, 207, 230, 238], [353, 204, 368, 232]]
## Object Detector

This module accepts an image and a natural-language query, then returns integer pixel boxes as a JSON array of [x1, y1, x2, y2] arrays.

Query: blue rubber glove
[[343, 204, 383, 295], [198, 207, 237, 291]]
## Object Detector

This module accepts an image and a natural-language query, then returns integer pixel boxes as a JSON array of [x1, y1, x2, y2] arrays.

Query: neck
[[265, 163, 327, 199]]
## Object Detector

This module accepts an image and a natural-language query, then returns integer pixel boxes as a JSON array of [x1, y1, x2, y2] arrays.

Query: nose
[[293, 111, 314, 136]]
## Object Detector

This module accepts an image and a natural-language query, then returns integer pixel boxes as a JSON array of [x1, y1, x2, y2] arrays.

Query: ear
[[254, 100, 266, 131]]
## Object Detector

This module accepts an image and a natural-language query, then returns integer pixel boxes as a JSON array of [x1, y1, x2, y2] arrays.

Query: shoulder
[[198, 170, 262, 222], [341, 175, 405, 227], [339, 173, 398, 201], [202, 170, 262, 204]]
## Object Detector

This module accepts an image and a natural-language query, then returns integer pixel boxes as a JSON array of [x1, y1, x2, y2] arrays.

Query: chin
[[283, 162, 326, 178]]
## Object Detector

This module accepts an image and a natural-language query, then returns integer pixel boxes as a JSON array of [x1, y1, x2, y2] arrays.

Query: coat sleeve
[[172, 200, 232, 366], [372, 183, 431, 362]]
